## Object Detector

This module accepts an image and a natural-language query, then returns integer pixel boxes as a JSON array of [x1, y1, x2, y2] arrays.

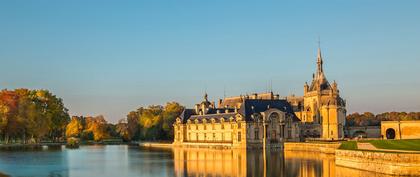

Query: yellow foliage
[[66, 118, 83, 138], [84, 116, 109, 141]]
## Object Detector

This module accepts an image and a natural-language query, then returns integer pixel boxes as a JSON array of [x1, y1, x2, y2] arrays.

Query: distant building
[[173, 47, 347, 148], [173, 92, 301, 148], [287, 47, 346, 140], [381, 121, 420, 139]]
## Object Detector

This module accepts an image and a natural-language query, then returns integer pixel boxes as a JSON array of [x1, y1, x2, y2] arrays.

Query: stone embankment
[[335, 149, 420, 175], [284, 141, 420, 176], [283, 142, 341, 154], [138, 142, 173, 149]]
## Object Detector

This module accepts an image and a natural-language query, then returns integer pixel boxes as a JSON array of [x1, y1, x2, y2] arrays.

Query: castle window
[[221, 124, 224, 129], [238, 132, 242, 142], [255, 129, 259, 140], [238, 123, 241, 129]]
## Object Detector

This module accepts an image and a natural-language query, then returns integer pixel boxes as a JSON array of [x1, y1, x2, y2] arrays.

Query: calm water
[[0, 145, 387, 177]]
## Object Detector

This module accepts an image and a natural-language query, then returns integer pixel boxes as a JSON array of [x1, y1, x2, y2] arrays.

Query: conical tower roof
[[309, 47, 332, 91]]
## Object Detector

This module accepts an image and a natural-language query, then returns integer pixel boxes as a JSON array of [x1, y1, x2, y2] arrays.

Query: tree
[[162, 102, 184, 140], [85, 115, 109, 141], [126, 111, 140, 141], [66, 117, 83, 138], [116, 119, 129, 141], [124, 102, 184, 141], [0, 89, 70, 143]]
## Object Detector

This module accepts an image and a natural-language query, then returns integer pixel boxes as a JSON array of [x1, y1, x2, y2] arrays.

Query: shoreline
[[285, 142, 420, 176], [0, 142, 133, 149], [138, 142, 173, 149], [139, 141, 420, 176], [2, 141, 420, 176]]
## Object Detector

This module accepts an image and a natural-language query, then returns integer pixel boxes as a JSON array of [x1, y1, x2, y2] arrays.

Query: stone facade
[[173, 47, 347, 147], [287, 47, 346, 140], [173, 93, 301, 148], [381, 121, 420, 139]]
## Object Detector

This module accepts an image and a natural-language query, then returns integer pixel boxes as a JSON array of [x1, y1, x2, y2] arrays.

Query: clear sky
[[1, 1, 420, 123]]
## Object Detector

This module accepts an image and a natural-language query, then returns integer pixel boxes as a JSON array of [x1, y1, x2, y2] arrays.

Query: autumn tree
[[116, 119, 129, 141], [66, 117, 83, 138], [84, 115, 109, 141], [0, 89, 70, 144], [124, 102, 184, 141]]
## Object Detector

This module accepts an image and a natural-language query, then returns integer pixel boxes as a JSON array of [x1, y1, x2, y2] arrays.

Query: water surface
[[0, 145, 388, 177]]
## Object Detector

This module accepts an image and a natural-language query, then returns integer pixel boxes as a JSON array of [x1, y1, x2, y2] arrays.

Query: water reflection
[[172, 148, 391, 177], [0, 145, 390, 177], [172, 148, 324, 177]]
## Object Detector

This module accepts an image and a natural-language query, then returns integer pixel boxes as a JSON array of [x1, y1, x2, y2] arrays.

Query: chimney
[[252, 93, 258, 99], [218, 99, 223, 108], [195, 104, 199, 114], [201, 104, 206, 115]]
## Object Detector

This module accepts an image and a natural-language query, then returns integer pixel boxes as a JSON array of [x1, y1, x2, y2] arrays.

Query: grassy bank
[[367, 139, 420, 151], [339, 141, 358, 150]]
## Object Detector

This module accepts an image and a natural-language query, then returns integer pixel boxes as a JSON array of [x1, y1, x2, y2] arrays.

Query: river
[[0, 145, 388, 177]]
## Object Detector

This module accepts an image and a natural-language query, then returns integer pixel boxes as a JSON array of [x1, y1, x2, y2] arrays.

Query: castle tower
[[302, 47, 346, 140]]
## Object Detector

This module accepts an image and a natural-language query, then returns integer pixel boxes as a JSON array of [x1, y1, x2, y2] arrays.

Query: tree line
[[10, 88, 418, 142], [65, 115, 119, 141], [346, 112, 420, 126], [115, 102, 184, 142], [0, 88, 185, 144], [0, 89, 70, 144]]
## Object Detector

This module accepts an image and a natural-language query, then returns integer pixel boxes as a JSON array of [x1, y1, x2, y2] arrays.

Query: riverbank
[[284, 142, 341, 154], [335, 149, 420, 175], [335, 140, 420, 175], [138, 142, 173, 149], [0, 141, 132, 150], [284, 140, 420, 176]]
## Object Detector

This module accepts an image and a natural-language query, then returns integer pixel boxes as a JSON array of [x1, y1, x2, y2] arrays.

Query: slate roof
[[178, 99, 299, 123], [239, 99, 300, 122], [189, 113, 237, 121]]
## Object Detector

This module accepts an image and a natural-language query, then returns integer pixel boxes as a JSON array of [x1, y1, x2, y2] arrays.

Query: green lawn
[[339, 141, 358, 150], [368, 139, 420, 151]]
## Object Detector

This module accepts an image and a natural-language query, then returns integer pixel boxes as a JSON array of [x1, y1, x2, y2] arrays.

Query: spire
[[316, 39, 323, 76], [204, 92, 208, 101]]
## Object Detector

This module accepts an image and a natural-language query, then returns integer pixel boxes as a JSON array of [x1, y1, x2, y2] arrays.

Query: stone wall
[[283, 142, 341, 154], [345, 126, 381, 138], [381, 121, 420, 139], [335, 149, 420, 175]]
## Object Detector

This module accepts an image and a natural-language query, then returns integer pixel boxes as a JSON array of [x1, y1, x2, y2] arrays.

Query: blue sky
[[1, 1, 420, 122]]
